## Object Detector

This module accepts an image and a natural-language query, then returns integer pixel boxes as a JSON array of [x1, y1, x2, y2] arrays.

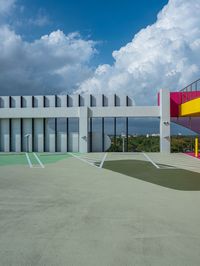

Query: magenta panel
[[158, 91, 200, 117]]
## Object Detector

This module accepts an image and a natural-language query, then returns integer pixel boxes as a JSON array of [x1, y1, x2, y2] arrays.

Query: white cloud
[[28, 9, 51, 27], [0, 0, 96, 96], [28, 15, 50, 27], [0, 0, 15, 14], [0, 26, 96, 95], [78, 0, 200, 104], [1, 0, 200, 102]]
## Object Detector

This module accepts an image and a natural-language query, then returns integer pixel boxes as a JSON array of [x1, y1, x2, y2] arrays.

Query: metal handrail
[[179, 78, 200, 103], [180, 78, 200, 92]]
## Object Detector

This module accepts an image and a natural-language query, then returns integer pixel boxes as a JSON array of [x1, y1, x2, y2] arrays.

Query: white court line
[[25, 153, 33, 168], [33, 153, 45, 168], [142, 153, 160, 169], [69, 153, 99, 168], [99, 153, 108, 168]]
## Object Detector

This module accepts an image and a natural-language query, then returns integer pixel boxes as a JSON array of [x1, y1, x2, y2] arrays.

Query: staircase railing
[[179, 78, 200, 103]]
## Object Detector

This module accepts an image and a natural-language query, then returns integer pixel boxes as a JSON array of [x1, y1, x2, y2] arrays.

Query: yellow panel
[[179, 97, 200, 117]]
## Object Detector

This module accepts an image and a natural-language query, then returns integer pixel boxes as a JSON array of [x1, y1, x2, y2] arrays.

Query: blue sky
[[18, 0, 168, 65]]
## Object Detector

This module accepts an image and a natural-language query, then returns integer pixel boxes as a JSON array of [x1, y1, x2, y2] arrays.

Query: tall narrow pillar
[[56, 96, 67, 152], [0, 97, 10, 152], [79, 107, 89, 153], [45, 96, 56, 152], [33, 96, 44, 152], [22, 96, 33, 152], [160, 89, 171, 153]]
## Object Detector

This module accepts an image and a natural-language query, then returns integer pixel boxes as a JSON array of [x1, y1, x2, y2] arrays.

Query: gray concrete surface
[[0, 154, 200, 265]]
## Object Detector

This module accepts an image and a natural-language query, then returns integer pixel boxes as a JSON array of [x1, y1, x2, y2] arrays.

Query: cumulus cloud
[[0, 0, 96, 95], [0, 26, 96, 95], [1, 0, 200, 102], [78, 0, 200, 104]]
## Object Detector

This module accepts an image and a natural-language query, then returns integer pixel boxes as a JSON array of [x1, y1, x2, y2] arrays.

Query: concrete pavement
[[0, 154, 200, 265]]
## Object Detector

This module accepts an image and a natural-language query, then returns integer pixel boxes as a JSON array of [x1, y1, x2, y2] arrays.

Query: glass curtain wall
[[116, 117, 128, 152], [103, 118, 115, 152], [127, 118, 160, 152], [56, 118, 67, 152], [43, 117, 79, 152], [68, 118, 79, 152], [90, 118, 103, 152]]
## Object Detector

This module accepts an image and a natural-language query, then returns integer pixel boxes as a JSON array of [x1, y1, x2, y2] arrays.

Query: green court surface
[[0, 154, 27, 166], [0, 153, 80, 167], [103, 159, 200, 191], [37, 153, 74, 164]]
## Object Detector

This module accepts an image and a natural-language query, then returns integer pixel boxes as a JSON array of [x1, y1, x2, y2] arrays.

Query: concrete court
[[0, 153, 200, 265]]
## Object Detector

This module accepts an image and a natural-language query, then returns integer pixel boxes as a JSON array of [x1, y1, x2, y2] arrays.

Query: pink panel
[[158, 91, 200, 117], [170, 92, 182, 117]]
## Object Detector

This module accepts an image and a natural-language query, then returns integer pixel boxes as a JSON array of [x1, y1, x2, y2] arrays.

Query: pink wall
[[158, 91, 200, 117]]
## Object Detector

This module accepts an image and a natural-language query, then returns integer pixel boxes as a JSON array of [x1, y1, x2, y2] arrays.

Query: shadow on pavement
[[103, 160, 200, 191]]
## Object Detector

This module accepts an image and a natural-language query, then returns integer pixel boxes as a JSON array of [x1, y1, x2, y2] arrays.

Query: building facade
[[0, 89, 170, 153]]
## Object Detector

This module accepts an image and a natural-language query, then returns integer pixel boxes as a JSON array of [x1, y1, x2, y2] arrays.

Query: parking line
[[69, 153, 99, 168], [33, 153, 45, 168], [100, 153, 108, 168], [25, 153, 33, 168], [143, 153, 160, 169]]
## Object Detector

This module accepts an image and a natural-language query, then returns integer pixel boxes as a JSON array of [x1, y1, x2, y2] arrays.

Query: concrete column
[[45, 96, 56, 152], [79, 107, 89, 153], [160, 89, 171, 153], [33, 96, 44, 152], [10, 96, 21, 152], [83, 95, 91, 107], [22, 96, 32, 152], [0, 97, 10, 152], [56, 96, 67, 152]]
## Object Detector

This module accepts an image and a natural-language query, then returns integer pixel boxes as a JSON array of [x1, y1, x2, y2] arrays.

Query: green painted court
[[0, 152, 200, 265]]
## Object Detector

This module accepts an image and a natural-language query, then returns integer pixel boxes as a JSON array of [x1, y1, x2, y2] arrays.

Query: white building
[[0, 89, 170, 153]]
